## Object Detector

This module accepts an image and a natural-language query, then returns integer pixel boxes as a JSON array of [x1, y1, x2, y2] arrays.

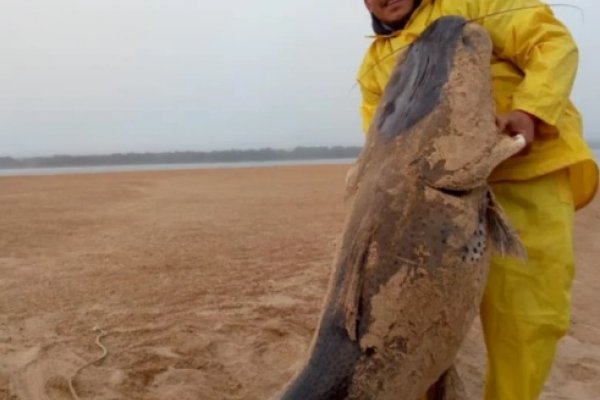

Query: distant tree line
[[0, 146, 362, 169]]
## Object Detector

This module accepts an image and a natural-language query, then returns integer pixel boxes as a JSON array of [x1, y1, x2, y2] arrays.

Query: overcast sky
[[1, 0, 598, 157]]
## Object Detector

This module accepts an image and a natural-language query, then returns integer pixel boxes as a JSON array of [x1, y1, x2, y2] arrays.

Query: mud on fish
[[271, 15, 526, 400]]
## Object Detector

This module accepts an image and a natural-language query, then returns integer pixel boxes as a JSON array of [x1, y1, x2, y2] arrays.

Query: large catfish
[[272, 16, 526, 400]]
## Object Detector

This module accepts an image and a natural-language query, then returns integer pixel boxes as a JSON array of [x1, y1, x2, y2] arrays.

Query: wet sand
[[1, 165, 598, 399]]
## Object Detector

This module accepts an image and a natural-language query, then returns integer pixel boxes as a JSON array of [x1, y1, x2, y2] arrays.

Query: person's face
[[364, 0, 416, 25]]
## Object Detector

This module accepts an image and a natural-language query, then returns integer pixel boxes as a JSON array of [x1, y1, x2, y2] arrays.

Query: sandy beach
[[1, 165, 598, 400]]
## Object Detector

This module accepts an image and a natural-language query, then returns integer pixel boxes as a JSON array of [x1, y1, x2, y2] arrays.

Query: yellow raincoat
[[358, 0, 597, 209], [357, 1, 598, 399]]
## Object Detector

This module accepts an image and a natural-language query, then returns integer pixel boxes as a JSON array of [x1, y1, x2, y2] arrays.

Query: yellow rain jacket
[[357, 0, 598, 210]]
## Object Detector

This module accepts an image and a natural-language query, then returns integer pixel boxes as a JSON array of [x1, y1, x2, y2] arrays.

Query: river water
[[2, 149, 599, 178], [0, 158, 358, 177]]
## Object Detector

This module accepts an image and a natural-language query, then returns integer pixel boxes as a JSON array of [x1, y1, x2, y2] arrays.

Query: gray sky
[[1, 0, 598, 157]]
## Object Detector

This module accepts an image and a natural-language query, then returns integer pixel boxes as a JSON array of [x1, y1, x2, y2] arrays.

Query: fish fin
[[342, 280, 360, 342], [340, 239, 371, 342], [486, 190, 526, 260], [344, 163, 360, 201], [341, 253, 364, 342], [344, 142, 371, 202]]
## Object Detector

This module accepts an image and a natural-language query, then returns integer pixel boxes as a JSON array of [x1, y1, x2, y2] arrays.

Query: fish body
[[274, 16, 525, 400]]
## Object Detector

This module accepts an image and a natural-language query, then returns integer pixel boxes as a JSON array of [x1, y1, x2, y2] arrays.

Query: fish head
[[368, 16, 526, 193], [362, 16, 526, 256], [418, 18, 526, 192]]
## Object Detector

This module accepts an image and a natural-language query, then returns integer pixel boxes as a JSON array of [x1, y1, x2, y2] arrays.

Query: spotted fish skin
[[463, 200, 488, 264], [273, 16, 524, 400]]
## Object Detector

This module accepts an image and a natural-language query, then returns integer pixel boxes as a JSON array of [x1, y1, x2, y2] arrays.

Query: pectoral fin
[[486, 190, 526, 259]]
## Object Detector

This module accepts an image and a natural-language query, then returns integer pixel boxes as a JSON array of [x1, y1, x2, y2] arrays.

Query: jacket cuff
[[511, 104, 560, 140]]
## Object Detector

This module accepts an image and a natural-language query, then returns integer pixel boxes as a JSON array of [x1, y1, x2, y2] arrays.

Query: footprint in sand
[[565, 359, 600, 382], [2, 345, 42, 370]]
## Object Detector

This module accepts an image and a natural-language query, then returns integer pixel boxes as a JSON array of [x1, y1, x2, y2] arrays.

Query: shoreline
[[0, 158, 356, 177], [2, 148, 598, 178]]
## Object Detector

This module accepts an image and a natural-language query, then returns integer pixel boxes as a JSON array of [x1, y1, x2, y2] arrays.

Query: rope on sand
[[68, 327, 109, 400]]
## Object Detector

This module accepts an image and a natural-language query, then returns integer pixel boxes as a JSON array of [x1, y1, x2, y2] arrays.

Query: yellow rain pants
[[482, 170, 575, 400]]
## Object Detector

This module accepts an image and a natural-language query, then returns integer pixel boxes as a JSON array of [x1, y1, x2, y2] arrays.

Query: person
[[357, 0, 599, 399]]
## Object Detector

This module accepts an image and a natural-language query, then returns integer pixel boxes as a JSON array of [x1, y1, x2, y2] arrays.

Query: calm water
[[0, 158, 357, 177], [1, 149, 599, 178]]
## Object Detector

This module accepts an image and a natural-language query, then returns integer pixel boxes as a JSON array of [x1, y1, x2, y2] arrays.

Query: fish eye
[[462, 35, 473, 49]]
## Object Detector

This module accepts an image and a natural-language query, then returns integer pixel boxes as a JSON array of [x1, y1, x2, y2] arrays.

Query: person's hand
[[496, 110, 536, 146]]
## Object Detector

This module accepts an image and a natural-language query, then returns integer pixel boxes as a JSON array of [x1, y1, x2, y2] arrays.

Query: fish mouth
[[436, 187, 473, 197], [426, 134, 527, 193]]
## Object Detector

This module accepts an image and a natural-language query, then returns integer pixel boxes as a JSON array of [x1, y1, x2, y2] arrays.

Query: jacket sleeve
[[357, 47, 383, 135], [476, 0, 579, 137]]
